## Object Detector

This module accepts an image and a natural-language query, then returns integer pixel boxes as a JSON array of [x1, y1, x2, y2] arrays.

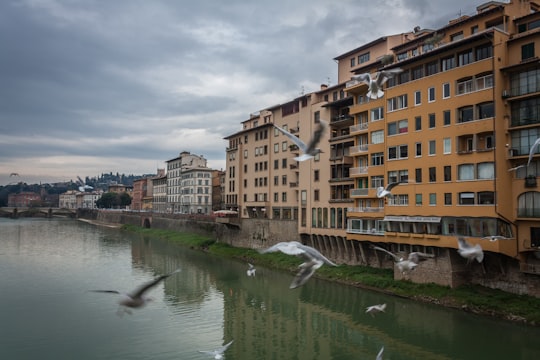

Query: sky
[[0, 0, 480, 186]]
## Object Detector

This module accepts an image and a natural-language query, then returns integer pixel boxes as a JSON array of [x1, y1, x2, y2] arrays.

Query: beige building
[[224, 0, 540, 287]]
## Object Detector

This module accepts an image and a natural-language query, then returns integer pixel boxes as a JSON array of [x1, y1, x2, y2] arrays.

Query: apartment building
[[166, 151, 208, 213], [152, 172, 167, 213], [179, 167, 213, 214], [343, 0, 540, 281]]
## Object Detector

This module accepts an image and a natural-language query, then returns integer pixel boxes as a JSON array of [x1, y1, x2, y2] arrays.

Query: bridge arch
[[142, 217, 152, 228]]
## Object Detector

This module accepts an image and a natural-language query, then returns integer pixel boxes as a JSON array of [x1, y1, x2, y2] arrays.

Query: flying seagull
[[527, 137, 540, 167], [376, 346, 384, 360], [508, 164, 526, 172], [376, 181, 408, 198], [366, 303, 387, 317], [481, 235, 511, 242], [274, 120, 327, 161], [247, 263, 256, 277], [351, 68, 403, 99], [9, 172, 19, 177], [370, 245, 435, 274], [259, 241, 337, 288], [457, 237, 484, 263], [198, 340, 234, 359], [90, 269, 181, 315]]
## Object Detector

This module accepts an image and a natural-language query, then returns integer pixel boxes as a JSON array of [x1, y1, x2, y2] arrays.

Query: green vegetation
[[121, 224, 540, 325]]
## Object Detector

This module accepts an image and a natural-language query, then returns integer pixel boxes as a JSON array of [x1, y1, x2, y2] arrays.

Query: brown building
[[224, 0, 540, 289], [7, 192, 41, 207]]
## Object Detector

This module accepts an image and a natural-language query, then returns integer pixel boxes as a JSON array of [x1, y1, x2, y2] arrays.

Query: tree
[[96, 192, 119, 209], [119, 192, 132, 207]]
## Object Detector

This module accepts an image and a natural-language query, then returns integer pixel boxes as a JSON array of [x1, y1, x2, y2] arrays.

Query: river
[[0, 218, 538, 360]]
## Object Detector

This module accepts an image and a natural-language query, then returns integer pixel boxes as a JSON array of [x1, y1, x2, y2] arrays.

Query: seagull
[[247, 263, 256, 277], [78, 184, 94, 192], [90, 269, 181, 315], [198, 340, 233, 359], [274, 120, 327, 161], [376, 346, 384, 360], [508, 164, 526, 172], [9, 172, 19, 177], [376, 181, 408, 198], [370, 245, 434, 274], [351, 68, 403, 99], [527, 137, 540, 167], [365, 303, 386, 317], [457, 237, 484, 263], [258, 241, 337, 288], [481, 235, 511, 242]]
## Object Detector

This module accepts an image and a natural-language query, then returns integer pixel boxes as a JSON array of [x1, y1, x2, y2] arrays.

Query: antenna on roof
[[300, 86, 304, 95], [327, 77, 331, 86]]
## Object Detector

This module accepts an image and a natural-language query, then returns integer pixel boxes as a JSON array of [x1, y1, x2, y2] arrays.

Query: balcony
[[350, 123, 368, 134], [346, 227, 384, 235], [525, 175, 537, 188], [289, 126, 299, 134], [347, 206, 383, 213], [350, 188, 369, 197], [289, 182, 298, 188], [350, 144, 369, 155], [350, 166, 368, 176]]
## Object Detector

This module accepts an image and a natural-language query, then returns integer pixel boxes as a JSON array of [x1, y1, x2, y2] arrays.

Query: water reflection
[[1, 218, 539, 360]]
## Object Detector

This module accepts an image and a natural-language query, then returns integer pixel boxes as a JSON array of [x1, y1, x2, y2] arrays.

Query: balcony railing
[[350, 144, 369, 155], [350, 166, 368, 176], [346, 228, 384, 235], [350, 123, 368, 134], [350, 188, 369, 196], [347, 206, 383, 213]]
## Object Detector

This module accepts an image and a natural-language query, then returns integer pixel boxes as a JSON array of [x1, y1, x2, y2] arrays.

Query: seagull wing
[[385, 181, 405, 192], [290, 258, 322, 288], [129, 269, 180, 299], [217, 340, 234, 354], [370, 245, 401, 262], [375, 68, 403, 87], [527, 137, 540, 167], [274, 125, 308, 153], [351, 72, 371, 84], [296, 242, 337, 266], [457, 237, 472, 250], [259, 241, 305, 256], [89, 290, 121, 295], [408, 252, 435, 264], [376, 346, 384, 360], [304, 120, 327, 154]]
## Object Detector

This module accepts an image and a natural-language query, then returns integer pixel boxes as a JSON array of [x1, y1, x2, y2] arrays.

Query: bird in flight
[[274, 120, 327, 161], [527, 137, 540, 167], [9, 172, 19, 177], [370, 245, 434, 274], [481, 235, 511, 242], [377, 181, 408, 198], [247, 263, 256, 277], [198, 340, 234, 359], [376, 346, 384, 360], [351, 68, 403, 99], [259, 241, 337, 288], [365, 303, 387, 317], [90, 269, 181, 316], [457, 237, 484, 263]]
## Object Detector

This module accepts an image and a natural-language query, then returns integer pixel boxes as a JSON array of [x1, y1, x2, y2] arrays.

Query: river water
[[0, 218, 538, 360]]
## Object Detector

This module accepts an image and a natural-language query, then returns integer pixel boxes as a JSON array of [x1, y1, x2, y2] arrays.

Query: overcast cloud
[[0, 0, 479, 185]]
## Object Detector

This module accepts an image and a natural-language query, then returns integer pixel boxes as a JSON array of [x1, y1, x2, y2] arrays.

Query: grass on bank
[[121, 224, 540, 325]]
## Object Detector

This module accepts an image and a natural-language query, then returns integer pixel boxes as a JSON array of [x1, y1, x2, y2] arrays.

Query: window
[[282, 192, 287, 202], [522, 43, 535, 61], [458, 164, 474, 180], [244, 150, 248, 158], [476, 73, 493, 91], [314, 170, 320, 181], [388, 145, 408, 160], [282, 158, 287, 168], [371, 175, 384, 188], [416, 194, 423, 205], [314, 189, 319, 201], [441, 56, 455, 71], [371, 130, 384, 144], [477, 162, 494, 179], [350, 57, 356, 67], [429, 140, 436, 155], [274, 176, 278, 185], [429, 193, 437, 205], [415, 90, 421, 105], [458, 49, 473, 66], [429, 113, 436, 128], [476, 44, 493, 60], [443, 138, 451, 154], [443, 83, 450, 98], [443, 110, 451, 126], [371, 152, 384, 166], [358, 52, 370, 63], [274, 159, 279, 169], [274, 143, 279, 153], [457, 78, 473, 95], [477, 102, 494, 119], [388, 94, 408, 111], [415, 142, 422, 157], [451, 31, 464, 42], [274, 192, 279, 202], [428, 87, 435, 102], [518, 192, 540, 217], [371, 107, 384, 121], [478, 191, 494, 205], [426, 60, 438, 76], [429, 167, 436, 182], [444, 193, 452, 205], [412, 65, 424, 80], [444, 166, 451, 181], [415, 168, 422, 183], [415, 116, 422, 131], [282, 175, 287, 185], [388, 171, 398, 183], [458, 106, 474, 123], [282, 141, 288, 151], [459, 192, 475, 205], [388, 119, 408, 135]]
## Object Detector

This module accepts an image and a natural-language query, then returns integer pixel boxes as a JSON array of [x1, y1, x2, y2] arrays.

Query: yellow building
[[224, 0, 540, 290]]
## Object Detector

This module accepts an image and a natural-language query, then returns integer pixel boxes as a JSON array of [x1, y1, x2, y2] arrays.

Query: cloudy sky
[[0, 0, 479, 186]]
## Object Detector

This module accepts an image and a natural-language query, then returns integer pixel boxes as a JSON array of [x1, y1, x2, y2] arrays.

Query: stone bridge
[[0, 207, 77, 218]]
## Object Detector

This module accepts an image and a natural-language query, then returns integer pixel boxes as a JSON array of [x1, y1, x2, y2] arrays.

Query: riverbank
[[121, 224, 540, 326]]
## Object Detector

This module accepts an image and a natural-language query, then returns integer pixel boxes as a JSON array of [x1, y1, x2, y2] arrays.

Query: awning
[[383, 215, 441, 223]]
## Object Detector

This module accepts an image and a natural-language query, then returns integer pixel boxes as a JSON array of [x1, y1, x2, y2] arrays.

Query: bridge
[[0, 207, 77, 218]]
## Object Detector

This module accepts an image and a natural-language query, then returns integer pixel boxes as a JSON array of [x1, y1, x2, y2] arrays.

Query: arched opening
[[143, 218, 151, 228]]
